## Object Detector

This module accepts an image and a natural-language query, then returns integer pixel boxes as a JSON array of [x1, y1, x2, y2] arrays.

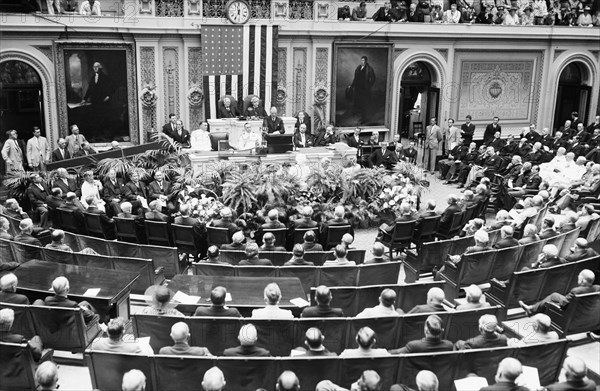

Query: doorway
[[553, 62, 591, 132], [398, 61, 439, 139]]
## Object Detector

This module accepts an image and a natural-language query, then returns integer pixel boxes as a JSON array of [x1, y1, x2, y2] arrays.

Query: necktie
[[95, 73, 98, 84], [14, 140, 20, 154]]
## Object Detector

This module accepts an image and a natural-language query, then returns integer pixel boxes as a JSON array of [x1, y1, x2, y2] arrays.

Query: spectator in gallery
[[91, 316, 143, 353], [240, 242, 273, 265], [356, 288, 402, 317], [301, 230, 323, 252], [260, 232, 286, 252], [389, 315, 453, 354], [480, 358, 527, 391], [577, 6, 593, 26], [455, 314, 507, 349], [0, 217, 13, 241], [45, 229, 73, 252], [532, 0, 548, 24], [251, 282, 294, 319], [194, 286, 241, 317], [301, 285, 345, 318], [284, 244, 314, 266], [340, 327, 391, 357], [352, 1, 368, 20], [521, 6, 535, 24], [56, 0, 79, 14], [444, 3, 462, 23], [218, 96, 239, 118], [503, 6, 520, 24], [338, 4, 351, 20], [372, 1, 395, 21], [122, 370, 146, 391], [159, 322, 213, 356], [190, 121, 212, 151], [80, 0, 101, 15], [223, 323, 271, 357]]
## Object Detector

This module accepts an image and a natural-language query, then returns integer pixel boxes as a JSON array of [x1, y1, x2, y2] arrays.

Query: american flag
[[202, 24, 279, 119]]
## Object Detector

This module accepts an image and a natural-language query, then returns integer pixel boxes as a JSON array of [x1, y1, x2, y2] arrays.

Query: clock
[[226, 0, 251, 24]]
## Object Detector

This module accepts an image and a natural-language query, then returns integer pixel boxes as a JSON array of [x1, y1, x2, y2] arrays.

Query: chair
[[292, 227, 316, 245], [490, 245, 522, 281], [461, 204, 478, 226], [322, 225, 352, 250], [357, 262, 402, 286], [0, 342, 37, 390], [8, 241, 41, 264], [513, 340, 568, 385], [206, 226, 231, 248], [132, 314, 182, 354], [209, 132, 230, 151], [55, 208, 79, 232], [113, 217, 143, 243], [376, 220, 416, 260], [258, 250, 290, 266], [86, 351, 155, 391], [411, 215, 441, 249], [257, 228, 287, 248], [236, 265, 278, 278], [405, 239, 453, 282], [48, 207, 61, 228], [346, 249, 366, 265], [303, 251, 327, 266], [279, 265, 319, 296], [83, 212, 115, 240], [295, 318, 348, 354], [245, 319, 295, 357], [547, 291, 600, 336], [319, 265, 358, 287], [279, 357, 341, 391], [189, 317, 241, 356], [437, 211, 465, 239], [144, 220, 173, 247], [192, 263, 236, 277], [153, 356, 215, 391], [217, 357, 278, 391], [558, 228, 581, 257], [171, 223, 201, 263], [340, 357, 400, 391], [397, 351, 457, 388]]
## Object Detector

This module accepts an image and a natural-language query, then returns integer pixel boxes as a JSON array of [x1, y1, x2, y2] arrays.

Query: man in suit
[[26, 173, 50, 228], [351, 56, 376, 123], [389, 315, 454, 354], [75, 141, 97, 157], [346, 127, 362, 149], [293, 206, 318, 228], [38, 276, 99, 324], [162, 113, 178, 136], [301, 285, 344, 318], [283, 244, 314, 266], [244, 96, 267, 118], [294, 327, 337, 357], [251, 282, 293, 319], [261, 209, 286, 229], [82, 62, 112, 105], [293, 123, 313, 148], [168, 120, 190, 147], [64, 124, 87, 157], [210, 207, 240, 236], [148, 171, 175, 213], [124, 171, 148, 215], [424, 117, 442, 172], [217, 97, 239, 118], [51, 138, 71, 162], [194, 286, 242, 317], [144, 200, 169, 222], [174, 203, 204, 251], [340, 327, 391, 358], [85, 196, 116, 237], [46, 188, 66, 210], [438, 194, 462, 232], [455, 314, 507, 349], [14, 218, 42, 246], [295, 111, 311, 136], [1, 129, 25, 174], [3, 198, 29, 220], [220, 231, 246, 251], [0, 273, 30, 304], [456, 284, 490, 310], [90, 317, 142, 353], [546, 356, 597, 391], [493, 225, 519, 249], [102, 169, 126, 216], [356, 288, 402, 317], [460, 115, 476, 143], [520, 269, 599, 316], [364, 242, 389, 264], [480, 358, 529, 391], [483, 116, 501, 145], [407, 287, 447, 314], [314, 124, 338, 146], [444, 118, 461, 153], [53, 168, 79, 198], [524, 244, 563, 270], [158, 322, 213, 356], [260, 232, 286, 252], [0, 308, 45, 362], [26, 127, 50, 171], [439, 138, 466, 180], [539, 216, 559, 239], [239, 243, 273, 266], [263, 107, 285, 135], [223, 324, 271, 357], [564, 238, 599, 262]]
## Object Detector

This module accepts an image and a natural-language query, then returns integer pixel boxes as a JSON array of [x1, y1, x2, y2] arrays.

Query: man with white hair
[[480, 358, 527, 391], [251, 282, 293, 319], [438, 194, 462, 232], [211, 207, 240, 236], [565, 238, 599, 262], [0, 273, 29, 304], [45, 229, 72, 252], [223, 323, 271, 356], [545, 356, 597, 390], [493, 225, 519, 249], [202, 366, 226, 391], [455, 314, 507, 349], [364, 242, 388, 264], [0, 308, 45, 361], [218, 96, 238, 118], [263, 106, 285, 134], [51, 137, 71, 162], [391, 315, 453, 354], [221, 231, 246, 251], [456, 284, 490, 310], [520, 269, 599, 316], [262, 208, 285, 229], [14, 218, 41, 246], [509, 314, 558, 346], [102, 168, 126, 216], [117, 202, 135, 219], [407, 287, 446, 314], [91, 317, 142, 353], [239, 242, 273, 265], [35, 361, 59, 391], [293, 206, 318, 228], [38, 276, 99, 324], [122, 369, 146, 391], [340, 327, 391, 357], [159, 321, 212, 356], [356, 288, 402, 317], [525, 244, 562, 269]]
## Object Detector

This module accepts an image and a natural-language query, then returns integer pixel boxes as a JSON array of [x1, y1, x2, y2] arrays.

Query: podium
[[267, 133, 294, 154]]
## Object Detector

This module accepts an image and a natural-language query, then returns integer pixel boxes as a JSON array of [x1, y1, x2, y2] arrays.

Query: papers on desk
[[83, 288, 101, 297], [225, 292, 232, 302], [172, 290, 201, 305], [290, 297, 310, 308], [454, 376, 488, 391], [516, 366, 541, 390]]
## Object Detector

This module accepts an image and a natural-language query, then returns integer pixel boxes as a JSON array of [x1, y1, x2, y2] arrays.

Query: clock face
[[227, 0, 250, 24]]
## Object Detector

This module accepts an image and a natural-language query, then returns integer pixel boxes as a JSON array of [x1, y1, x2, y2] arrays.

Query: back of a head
[[563, 356, 587, 380], [170, 321, 190, 343], [220, 207, 232, 219], [207, 245, 220, 259], [496, 357, 522, 382], [372, 242, 385, 257], [302, 206, 313, 217], [342, 233, 354, 245], [245, 242, 259, 258], [292, 243, 305, 257], [121, 202, 132, 214], [416, 370, 439, 391], [264, 282, 282, 305], [52, 276, 69, 296], [359, 370, 382, 391], [380, 288, 397, 308], [35, 361, 59, 390], [19, 218, 33, 233], [232, 231, 245, 244], [356, 326, 376, 348], [501, 225, 513, 238], [179, 204, 190, 216], [268, 209, 279, 221], [51, 229, 65, 243], [0, 308, 15, 332], [427, 287, 445, 304], [211, 286, 227, 306], [334, 244, 347, 259], [305, 327, 324, 350], [579, 269, 595, 285], [0, 273, 17, 292], [122, 369, 146, 391], [425, 315, 444, 337], [263, 232, 275, 245], [276, 370, 300, 391], [334, 205, 345, 218], [542, 244, 559, 258], [315, 285, 332, 305], [303, 230, 316, 243], [107, 317, 125, 339], [474, 229, 489, 244], [238, 323, 258, 346], [202, 366, 226, 391]]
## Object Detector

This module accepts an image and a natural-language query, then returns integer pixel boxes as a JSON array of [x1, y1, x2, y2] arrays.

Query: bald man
[[407, 287, 446, 314], [122, 369, 146, 391], [481, 358, 528, 391], [202, 366, 226, 391], [546, 356, 597, 391], [356, 288, 402, 317], [276, 370, 300, 391], [193, 286, 242, 317], [350, 370, 382, 391], [223, 323, 271, 357], [159, 322, 212, 356], [301, 285, 345, 318]]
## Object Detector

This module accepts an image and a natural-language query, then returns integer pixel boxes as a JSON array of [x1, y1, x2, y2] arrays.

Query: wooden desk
[[168, 275, 306, 316], [207, 117, 296, 149], [13, 260, 139, 320]]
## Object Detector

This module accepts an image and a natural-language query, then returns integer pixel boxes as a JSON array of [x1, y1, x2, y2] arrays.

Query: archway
[[0, 60, 44, 136], [553, 62, 591, 132], [398, 61, 439, 139]]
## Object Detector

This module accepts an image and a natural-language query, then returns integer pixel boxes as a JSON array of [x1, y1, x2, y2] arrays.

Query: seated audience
[[223, 323, 271, 357], [323, 244, 355, 266], [211, 207, 240, 236], [340, 327, 391, 357], [0, 216, 12, 240], [220, 231, 246, 251], [558, 211, 579, 233], [390, 315, 453, 354], [392, 370, 440, 391], [292, 327, 337, 357], [520, 269, 599, 316], [145, 200, 169, 222], [293, 206, 318, 228], [201, 245, 227, 264], [509, 314, 559, 346], [139, 285, 184, 317], [3, 198, 29, 220], [261, 232, 286, 252], [159, 321, 212, 356], [301, 230, 323, 252], [460, 217, 484, 237], [356, 288, 402, 317], [539, 216, 559, 239], [117, 201, 136, 218], [456, 284, 490, 310], [546, 356, 597, 391], [0, 273, 29, 304], [301, 285, 344, 318], [565, 238, 599, 262], [364, 242, 388, 264], [493, 225, 519, 249], [350, 371, 381, 391], [524, 244, 562, 269], [262, 208, 286, 229], [14, 218, 41, 246], [0, 308, 45, 361], [251, 282, 293, 319], [455, 314, 507, 349], [239, 242, 273, 265], [148, 171, 175, 213], [37, 276, 99, 324], [284, 244, 314, 265], [480, 358, 527, 391], [46, 188, 65, 210], [35, 361, 59, 391], [518, 224, 540, 244], [407, 287, 446, 314], [202, 366, 226, 391], [122, 369, 146, 391], [193, 286, 241, 317], [91, 317, 142, 353], [45, 229, 72, 252], [488, 210, 512, 230], [26, 173, 50, 228], [340, 233, 354, 249], [438, 194, 462, 231]]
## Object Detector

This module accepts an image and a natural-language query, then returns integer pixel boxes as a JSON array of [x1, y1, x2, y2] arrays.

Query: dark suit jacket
[[245, 104, 267, 118], [484, 124, 501, 143], [314, 130, 338, 146], [125, 181, 148, 200], [456, 333, 507, 349], [480, 382, 529, 391], [169, 129, 191, 146], [301, 304, 344, 318], [14, 233, 41, 246], [263, 116, 285, 134], [295, 116, 311, 135], [0, 291, 29, 304], [440, 204, 462, 225], [223, 345, 271, 357], [75, 147, 97, 157], [211, 218, 240, 236], [162, 122, 177, 135], [0, 332, 42, 361], [27, 183, 50, 207], [292, 132, 314, 148], [217, 102, 239, 118], [145, 210, 169, 222], [102, 179, 127, 203], [46, 195, 65, 210], [546, 379, 597, 391], [148, 180, 172, 200], [44, 295, 96, 322], [86, 206, 114, 227], [539, 228, 559, 239], [193, 306, 242, 317], [83, 72, 112, 103], [493, 237, 520, 249], [407, 303, 446, 314], [51, 148, 71, 162], [346, 134, 362, 148], [392, 337, 454, 354], [158, 342, 211, 356], [53, 178, 79, 197], [239, 257, 273, 266], [564, 247, 599, 262]]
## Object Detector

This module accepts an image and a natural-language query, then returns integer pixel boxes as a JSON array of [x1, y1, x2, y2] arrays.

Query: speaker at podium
[[267, 133, 294, 154]]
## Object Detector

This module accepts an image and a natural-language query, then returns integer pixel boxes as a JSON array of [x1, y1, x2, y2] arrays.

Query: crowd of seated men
[[339, 0, 600, 26]]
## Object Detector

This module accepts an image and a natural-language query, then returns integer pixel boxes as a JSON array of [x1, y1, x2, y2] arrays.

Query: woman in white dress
[[80, 170, 106, 211]]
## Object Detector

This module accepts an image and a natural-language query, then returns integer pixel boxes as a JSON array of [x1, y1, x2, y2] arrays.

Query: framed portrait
[[55, 42, 138, 144], [332, 42, 393, 128]]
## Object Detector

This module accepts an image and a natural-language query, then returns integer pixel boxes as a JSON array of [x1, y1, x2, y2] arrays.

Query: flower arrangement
[[180, 192, 224, 225], [375, 176, 419, 214]]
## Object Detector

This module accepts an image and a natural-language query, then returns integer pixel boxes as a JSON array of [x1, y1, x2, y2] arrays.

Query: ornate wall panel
[[292, 47, 307, 115], [188, 47, 203, 130], [276, 48, 288, 115], [313, 47, 329, 132], [140, 47, 156, 141], [32, 45, 52, 61], [163, 47, 180, 124]]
